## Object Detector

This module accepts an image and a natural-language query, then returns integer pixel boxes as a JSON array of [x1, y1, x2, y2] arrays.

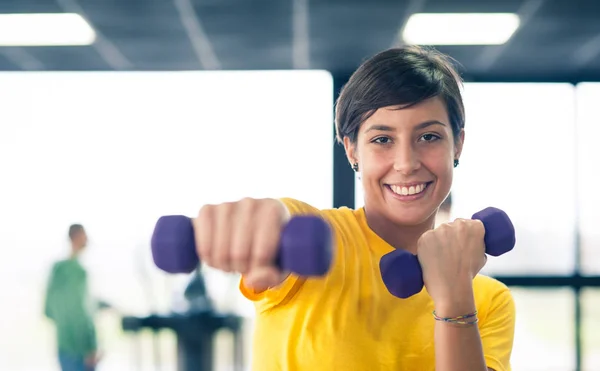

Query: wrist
[[433, 280, 476, 318]]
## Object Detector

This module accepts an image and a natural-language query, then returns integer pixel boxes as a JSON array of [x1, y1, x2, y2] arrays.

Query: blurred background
[[0, 0, 599, 371]]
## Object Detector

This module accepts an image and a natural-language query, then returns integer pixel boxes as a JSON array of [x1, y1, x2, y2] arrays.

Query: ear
[[454, 129, 465, 160], [343, 136, 358, 167]]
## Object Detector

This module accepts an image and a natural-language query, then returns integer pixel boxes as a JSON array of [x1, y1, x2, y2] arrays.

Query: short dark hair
[[335, 45, 465, 144], [68, 224, 84, 240]]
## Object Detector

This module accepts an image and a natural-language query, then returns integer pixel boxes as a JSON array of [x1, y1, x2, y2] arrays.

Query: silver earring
[[352, 163, 359, 172], [454, 159, 459, 168]]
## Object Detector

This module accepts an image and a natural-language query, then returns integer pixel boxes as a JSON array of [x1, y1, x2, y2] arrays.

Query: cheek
[[423, 149, 454, 183], [360, 150, 392, 183]]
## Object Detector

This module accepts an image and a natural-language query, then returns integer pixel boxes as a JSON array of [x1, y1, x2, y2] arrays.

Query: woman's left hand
[[417, 219, 487, 311]]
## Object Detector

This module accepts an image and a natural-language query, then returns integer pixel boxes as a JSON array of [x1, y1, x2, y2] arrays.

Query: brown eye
[[420, 133, 441, 142], [373, 137, 392, 144]]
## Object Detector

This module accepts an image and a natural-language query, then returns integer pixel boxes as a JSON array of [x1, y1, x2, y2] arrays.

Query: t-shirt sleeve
[[239, 197, 322, 312], [480, 285, 516, 371]]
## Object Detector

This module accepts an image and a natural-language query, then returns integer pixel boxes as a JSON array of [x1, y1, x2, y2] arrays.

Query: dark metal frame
[[331, 74, 598, 371]]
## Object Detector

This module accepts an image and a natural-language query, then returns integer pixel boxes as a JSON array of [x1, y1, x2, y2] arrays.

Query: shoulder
[[473, 274, 512, 301], [53, 259, 86, 276], [51, 259, 69, 272], [279, 198, 362, 235], [279, 197, 358, 220], [473, 274, 508, 292], [473, 274, 515, 318]]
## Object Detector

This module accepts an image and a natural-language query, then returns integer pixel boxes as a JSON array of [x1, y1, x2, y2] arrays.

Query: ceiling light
[[0, 13, 96, 46], [402, 13, 520, 45]]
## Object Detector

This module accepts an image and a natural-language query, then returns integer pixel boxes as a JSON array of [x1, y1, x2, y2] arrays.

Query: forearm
[[89, 319, 98, 349], [433, 283, 487, 371], [44, 294, 53, 319], [44, 275, 56, 320]]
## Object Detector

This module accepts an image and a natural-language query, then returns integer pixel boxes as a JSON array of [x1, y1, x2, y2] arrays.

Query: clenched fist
[[417, 218, 487, 308], [192, 197, 291, 291]]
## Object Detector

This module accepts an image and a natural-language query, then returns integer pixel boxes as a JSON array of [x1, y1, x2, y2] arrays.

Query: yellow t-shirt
[[240, 198, 516, 371]]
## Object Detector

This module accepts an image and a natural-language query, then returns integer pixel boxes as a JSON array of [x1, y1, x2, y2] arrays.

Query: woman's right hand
[[192, 197, 291, 291]]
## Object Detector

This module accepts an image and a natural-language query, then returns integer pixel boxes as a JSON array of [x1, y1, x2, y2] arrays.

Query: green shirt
[[44, 258, 97, 356]]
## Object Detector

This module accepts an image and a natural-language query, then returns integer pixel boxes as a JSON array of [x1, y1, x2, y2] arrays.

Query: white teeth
[[391, 183, 427, 196]]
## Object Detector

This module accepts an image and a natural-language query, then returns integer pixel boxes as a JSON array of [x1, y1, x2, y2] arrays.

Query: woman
[[193, 45, 516, 371]]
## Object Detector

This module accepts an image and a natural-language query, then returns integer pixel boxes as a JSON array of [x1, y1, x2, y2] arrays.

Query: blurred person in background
[[44, 224, 100, 371]]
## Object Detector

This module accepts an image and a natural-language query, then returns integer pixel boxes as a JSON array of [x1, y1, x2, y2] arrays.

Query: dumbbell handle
[[150, 214, 333, 277], [380, 207, 516, 299]]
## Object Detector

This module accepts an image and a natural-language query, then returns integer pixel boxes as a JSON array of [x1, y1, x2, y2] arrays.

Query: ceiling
[[0, 0, 599, 82]]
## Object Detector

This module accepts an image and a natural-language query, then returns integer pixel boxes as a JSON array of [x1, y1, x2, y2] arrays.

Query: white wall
[[0, 70, 334, 371]]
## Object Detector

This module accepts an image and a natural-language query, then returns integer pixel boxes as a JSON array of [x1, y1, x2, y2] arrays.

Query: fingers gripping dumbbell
[[150, 215, 334, 276], [379, 207, 516, 299]]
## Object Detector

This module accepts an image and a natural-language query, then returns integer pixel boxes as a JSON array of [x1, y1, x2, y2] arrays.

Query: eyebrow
[[364, 120, 447, 133]]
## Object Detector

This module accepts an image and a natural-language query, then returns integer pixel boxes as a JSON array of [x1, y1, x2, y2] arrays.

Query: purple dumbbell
[[151, 214, 333, 276], [379, 207, 516, 299]]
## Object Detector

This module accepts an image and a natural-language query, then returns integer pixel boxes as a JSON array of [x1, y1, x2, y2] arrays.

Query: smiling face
[[344, 97, 463, 227]]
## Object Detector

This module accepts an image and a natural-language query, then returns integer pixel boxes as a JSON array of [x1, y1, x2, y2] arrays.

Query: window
[[576, 83, 600, 276], [457, 83, 577, 276], [582, 288, 600, 371], [510, 288, 575, 371], [355, 83, 577, 275]]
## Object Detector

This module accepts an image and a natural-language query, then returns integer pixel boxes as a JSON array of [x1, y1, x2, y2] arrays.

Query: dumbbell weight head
[[277, 216, 333, 276], [379, 250, 423, 299], [471, 207, 516, 257], [152, 215, 197, 274]]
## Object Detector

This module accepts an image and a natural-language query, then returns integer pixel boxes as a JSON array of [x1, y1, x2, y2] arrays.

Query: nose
[[393, 143, 421, 175]]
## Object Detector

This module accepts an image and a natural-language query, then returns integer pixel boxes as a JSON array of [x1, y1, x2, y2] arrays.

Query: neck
[[70, 245, 81, 259], [364, 207, 436, 254]]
